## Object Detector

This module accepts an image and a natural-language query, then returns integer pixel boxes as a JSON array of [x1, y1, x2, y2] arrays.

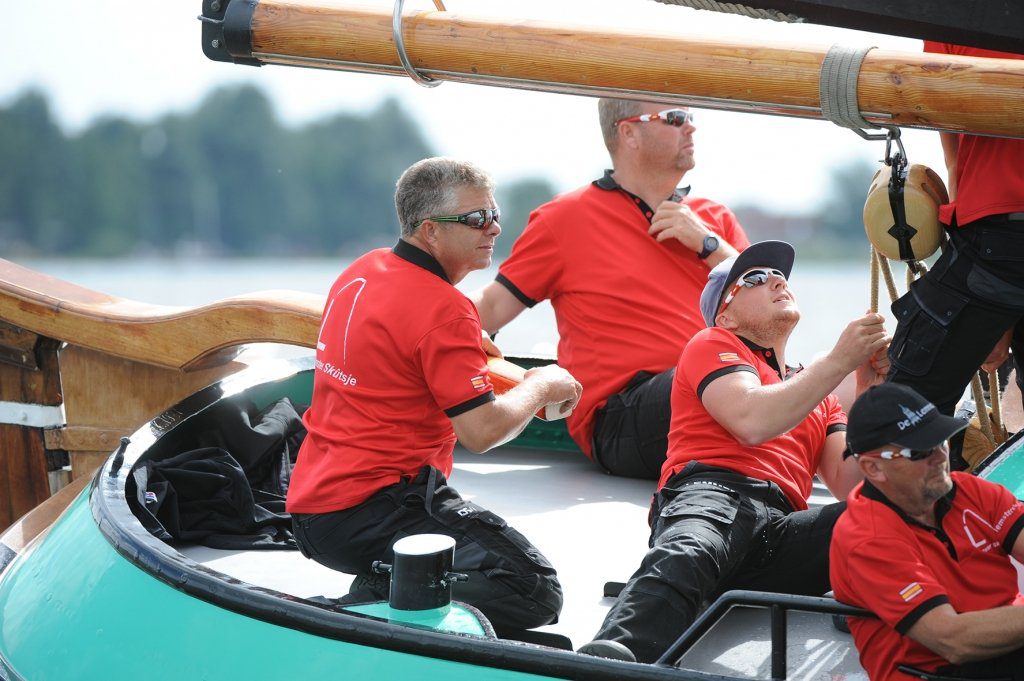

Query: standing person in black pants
[[886, 43, 1024, 469]]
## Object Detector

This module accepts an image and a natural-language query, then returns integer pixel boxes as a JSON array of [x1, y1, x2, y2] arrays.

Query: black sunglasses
[[418, 208, 501, 230], [859, 442, 948, 461]]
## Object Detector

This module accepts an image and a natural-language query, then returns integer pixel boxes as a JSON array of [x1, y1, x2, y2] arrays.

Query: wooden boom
[[201, 0, 1024, 138]]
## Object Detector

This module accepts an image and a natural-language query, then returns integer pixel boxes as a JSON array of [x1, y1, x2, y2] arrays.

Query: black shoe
[[577, 639, 636, 662], [344, 572, 390, 602]]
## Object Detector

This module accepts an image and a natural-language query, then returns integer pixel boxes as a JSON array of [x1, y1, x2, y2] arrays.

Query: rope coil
[[818, 44, 903, 142]]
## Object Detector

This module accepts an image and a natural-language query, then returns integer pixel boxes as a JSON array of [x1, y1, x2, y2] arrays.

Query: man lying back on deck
[[832, 383, 1024, 681], [580, 240, 888, 663], [471, 98, 750, 480], [286, 157, 582, 637]]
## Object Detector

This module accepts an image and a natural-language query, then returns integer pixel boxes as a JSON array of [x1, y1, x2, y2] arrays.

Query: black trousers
[[292, 467, 562, 632], [887, 215, 1024, 425], [592, 462, 845, 663], [592, 368, 675, 480]]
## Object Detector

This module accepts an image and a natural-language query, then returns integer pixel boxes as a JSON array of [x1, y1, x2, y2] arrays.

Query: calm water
[[18, 256, 891, 365]]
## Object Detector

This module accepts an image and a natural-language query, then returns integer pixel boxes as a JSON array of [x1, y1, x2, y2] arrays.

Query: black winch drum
[[389, 534, 458, 611]]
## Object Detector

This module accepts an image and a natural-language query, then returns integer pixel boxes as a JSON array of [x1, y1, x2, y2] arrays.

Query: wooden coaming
[[0, 258, 327, 532]]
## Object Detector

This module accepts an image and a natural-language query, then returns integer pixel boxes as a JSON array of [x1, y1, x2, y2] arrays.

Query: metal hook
[[883, 127, 907, 169], [393, 0, 442, 88]]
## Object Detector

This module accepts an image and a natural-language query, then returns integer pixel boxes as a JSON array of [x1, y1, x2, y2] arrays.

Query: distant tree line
[[0, 86, 554, 258], [0, 85, 884, 259]]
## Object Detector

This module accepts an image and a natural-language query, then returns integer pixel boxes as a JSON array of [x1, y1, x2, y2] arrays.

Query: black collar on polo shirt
[[593, 169, 690, 222], [393, 239, 451, 284], [737, 335, 803, 380], [861, 479, 958, 558]]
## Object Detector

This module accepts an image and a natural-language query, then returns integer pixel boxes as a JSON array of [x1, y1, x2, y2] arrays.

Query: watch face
[[705, 235, 719, 249]]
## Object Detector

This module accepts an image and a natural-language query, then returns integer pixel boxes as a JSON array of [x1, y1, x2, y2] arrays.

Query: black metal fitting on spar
[[199, 0, 260, 66], [372, 534, 469, 611]]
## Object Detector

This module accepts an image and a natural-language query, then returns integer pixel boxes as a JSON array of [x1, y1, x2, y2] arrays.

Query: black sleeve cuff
[[696, 365, 757, 400], [495, 273, 537, 308], [827, 423, 848, 436], [1003, 514, 1024, 554], [896, 595, 950, 635], [445, 391, 496, 417]]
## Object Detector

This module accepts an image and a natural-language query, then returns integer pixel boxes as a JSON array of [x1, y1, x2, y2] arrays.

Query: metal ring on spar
[[392, 0, 443, 88]]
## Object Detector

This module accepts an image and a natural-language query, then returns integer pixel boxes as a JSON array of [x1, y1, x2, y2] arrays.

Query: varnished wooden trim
[[0, 471, 91, 555], [43, 426, 123, 452], [0, 258, 326, 371]]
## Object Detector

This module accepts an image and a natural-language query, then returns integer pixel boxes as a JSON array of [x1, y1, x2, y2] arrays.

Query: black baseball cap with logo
[[845, 383, 969, 458]]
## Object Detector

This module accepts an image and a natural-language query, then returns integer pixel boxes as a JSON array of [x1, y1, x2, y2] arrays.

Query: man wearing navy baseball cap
[[581, 240, 890, 663], [832, 383, 1024, 681]]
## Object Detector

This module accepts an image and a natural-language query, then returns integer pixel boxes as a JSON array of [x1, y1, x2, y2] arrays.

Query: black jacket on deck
[[131, 397, 307, 550]]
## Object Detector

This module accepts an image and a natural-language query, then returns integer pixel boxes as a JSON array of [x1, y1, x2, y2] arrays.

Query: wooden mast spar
[[201, 0, 1024, 138]]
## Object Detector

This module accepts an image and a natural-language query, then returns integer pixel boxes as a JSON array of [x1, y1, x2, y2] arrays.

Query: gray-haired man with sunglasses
[[581, 240, 889, 663], [831, 383, 1024, 681], [471, 99, 750, 480], [289, 157, 582, 641]]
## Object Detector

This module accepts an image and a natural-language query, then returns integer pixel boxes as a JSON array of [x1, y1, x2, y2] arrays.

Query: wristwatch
[[698, 234, 720, 260]]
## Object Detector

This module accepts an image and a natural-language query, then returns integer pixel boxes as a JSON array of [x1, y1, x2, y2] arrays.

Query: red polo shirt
[[923, 42, 1024, 227], [662, 327, 846, 510], [497, 171, 749, 456], [831, 474, 1024, 681], [287, 241, 495, 514]]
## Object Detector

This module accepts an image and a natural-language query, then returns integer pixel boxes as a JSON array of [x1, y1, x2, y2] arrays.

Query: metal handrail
[[656, 590, 874, 679]]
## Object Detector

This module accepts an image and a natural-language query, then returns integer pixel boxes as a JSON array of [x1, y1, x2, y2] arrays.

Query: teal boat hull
[[0, 358, 708, 681]]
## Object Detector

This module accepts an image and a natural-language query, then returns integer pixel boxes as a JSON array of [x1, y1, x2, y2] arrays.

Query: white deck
[[181, 445, 867, 679]]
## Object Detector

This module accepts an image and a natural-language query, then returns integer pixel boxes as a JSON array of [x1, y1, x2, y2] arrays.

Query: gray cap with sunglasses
[[844, 383, 969, 459], [699, 240, 796, 328]]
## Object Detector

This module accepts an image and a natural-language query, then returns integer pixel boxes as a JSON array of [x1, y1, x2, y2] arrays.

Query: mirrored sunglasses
[[719, 268, 786, 312], [617, 109, 695, 127], [863, 442, 948, 462], [419, 208, 501, 230]]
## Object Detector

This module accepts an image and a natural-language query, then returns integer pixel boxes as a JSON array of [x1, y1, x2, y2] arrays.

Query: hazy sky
[[1, 0, 949, 216]]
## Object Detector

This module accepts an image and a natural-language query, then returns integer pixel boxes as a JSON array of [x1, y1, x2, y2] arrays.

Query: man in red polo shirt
[[832, 383, 1024, 681], [886, 44, 1024, 469], [287, 158, 582, 636], [470, 98, 750, 479], [579, 241, 888, 663]]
